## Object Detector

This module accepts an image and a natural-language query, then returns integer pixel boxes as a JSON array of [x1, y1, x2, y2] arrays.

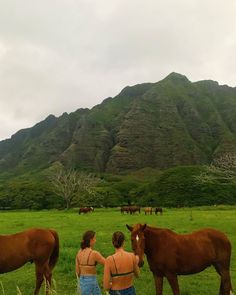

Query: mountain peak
[[194, 79, 219, 87], [163, 72, 189, 83]]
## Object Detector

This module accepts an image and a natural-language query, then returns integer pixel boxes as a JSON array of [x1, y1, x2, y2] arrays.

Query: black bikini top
[[110, 255, 134, 278], [78, 249, 97, 267]]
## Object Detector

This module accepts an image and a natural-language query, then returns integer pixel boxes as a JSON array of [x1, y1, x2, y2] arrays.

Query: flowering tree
[[196, 153, 236, 184]]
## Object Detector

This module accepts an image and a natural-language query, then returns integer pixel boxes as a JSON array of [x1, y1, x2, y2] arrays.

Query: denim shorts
[[78, 275, 101, 295], [109, 286, 136, 295]]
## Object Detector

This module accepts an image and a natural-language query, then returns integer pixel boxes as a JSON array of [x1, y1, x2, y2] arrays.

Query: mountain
[[1, 72, 236, 174]]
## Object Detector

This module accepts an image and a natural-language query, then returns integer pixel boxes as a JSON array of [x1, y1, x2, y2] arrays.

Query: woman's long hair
[[112, 231, 125, 248], [81, 230, 95, 249]]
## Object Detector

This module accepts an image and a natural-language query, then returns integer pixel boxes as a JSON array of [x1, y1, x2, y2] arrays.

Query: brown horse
[[120, 206, 130, 214], [0, 228, 59, 295], [79, 207, 94, 214], [129, 206, 141, 214], [126, 223, 233, 295], [144, 207, 153, 215], [155, 207, 163, 215]]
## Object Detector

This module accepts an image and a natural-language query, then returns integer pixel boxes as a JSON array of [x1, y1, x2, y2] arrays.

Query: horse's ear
[[141, 224, 147, 231], [126, 224, 133, 232]]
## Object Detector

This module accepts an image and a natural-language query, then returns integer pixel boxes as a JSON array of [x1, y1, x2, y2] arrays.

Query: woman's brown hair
[[112, 231, 125, 248], [81, 230, 95, 249]]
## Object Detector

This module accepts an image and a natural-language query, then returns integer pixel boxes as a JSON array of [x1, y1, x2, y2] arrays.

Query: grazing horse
[[155, 207, 163, 215], [120, 206, 130, 214], [0, 228, 59, 295], [79, 207, 93, 214], [129, 206, 141, 215], [144, 207, 153, 215], [126, 223, 233, 295]]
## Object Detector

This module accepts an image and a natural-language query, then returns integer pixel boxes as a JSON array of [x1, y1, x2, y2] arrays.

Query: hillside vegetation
[[0, 73, 236, 208]]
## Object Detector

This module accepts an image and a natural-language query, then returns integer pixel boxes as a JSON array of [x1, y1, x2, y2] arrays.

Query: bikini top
[[78, 249, 97, 267], [111, 255, 134, 278]]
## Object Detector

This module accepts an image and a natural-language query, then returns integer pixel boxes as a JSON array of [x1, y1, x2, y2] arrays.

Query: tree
[[212, 153, 236, 181], [196, 153, 236, 184], [49, 168, 100, 209]]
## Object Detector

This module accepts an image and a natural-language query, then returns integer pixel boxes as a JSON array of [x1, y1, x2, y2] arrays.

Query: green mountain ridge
[[1, 73, 236, 174]]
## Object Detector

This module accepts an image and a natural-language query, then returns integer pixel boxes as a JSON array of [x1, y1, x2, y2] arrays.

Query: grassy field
[[0, 206, 236, 295]]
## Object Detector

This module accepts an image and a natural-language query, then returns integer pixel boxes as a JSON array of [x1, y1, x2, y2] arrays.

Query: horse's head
[[126, 223, 146, 267]]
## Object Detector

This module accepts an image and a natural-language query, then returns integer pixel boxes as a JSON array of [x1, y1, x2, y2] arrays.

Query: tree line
[[0, 153, 236, 209]]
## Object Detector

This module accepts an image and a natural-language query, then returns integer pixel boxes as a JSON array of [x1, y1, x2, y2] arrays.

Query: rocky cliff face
[[1, 73, 236, 173]]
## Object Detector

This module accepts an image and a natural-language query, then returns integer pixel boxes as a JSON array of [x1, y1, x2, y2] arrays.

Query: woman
[[103, 231, 139, 295], [76, 230, 105, 295]]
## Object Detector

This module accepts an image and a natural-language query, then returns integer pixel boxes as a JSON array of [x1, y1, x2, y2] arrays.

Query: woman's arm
[[75, 254, 81, 277], [103, 258, 112, 290], [133, 254, 140, 278], [94, 250, 106, 265]]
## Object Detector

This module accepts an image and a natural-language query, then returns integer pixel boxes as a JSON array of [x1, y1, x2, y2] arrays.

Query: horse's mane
[[145, 225, 173, 234]]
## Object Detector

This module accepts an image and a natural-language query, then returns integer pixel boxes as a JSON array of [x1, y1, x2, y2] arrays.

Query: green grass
[[0, 207, 236, 294]]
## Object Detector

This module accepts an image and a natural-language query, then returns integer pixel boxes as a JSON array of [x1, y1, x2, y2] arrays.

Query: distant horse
[[79, 207, 94, 214], [129, 206, 141, 215], [120, 206, 130, 214], [144, 207, 153, 215], [127, 223, 233, 295], [155, 207, 163, 215], [0, 228, 59, 295]]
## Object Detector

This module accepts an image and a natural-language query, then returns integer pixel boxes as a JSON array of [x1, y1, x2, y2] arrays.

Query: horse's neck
[[144, 226, 176, 254], [144, 227, 158, 254]]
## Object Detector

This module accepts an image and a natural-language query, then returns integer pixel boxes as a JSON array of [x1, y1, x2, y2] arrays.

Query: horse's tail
[[230, 281, 234, 294], [49, 229, 59, 270]]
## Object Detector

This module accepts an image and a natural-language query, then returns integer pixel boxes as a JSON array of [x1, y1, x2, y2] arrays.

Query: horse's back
[[176, 228, 231, 257], [191, 228, 231, 248], [26, 229, 57, 260], [26, 228, 59, 271], [198, 228, 231, 259], [179, 228, 232, 273]]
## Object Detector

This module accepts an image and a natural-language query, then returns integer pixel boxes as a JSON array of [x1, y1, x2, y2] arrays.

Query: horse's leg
[[153, 273, 163, 295], [219, 270, 231, 295], [34, 261, 53, 295], [214, 263, 231, 295], [165, 273, 180, 295], [44, 263, 53, 295], [34, 263, 45, 295]]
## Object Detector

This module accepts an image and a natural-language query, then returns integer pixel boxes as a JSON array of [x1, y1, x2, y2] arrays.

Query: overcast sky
[[0, 0, 235, 140]]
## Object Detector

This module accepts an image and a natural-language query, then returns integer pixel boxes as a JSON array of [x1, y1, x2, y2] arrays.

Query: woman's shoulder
[[92, 249, 102, 255], [75, 249, 83, 260], [91, 249, 105, 259], [105, 254, 114, 261], [124, 250, 135, 257], [124, 251, 136, 262]]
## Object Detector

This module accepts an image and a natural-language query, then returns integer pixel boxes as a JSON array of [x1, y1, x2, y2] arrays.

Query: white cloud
[[0, 0, 235, 140]]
